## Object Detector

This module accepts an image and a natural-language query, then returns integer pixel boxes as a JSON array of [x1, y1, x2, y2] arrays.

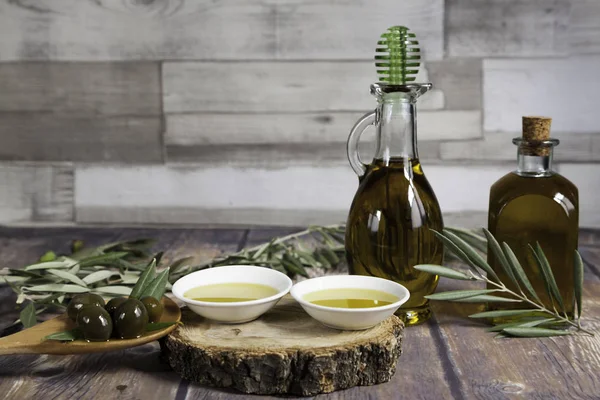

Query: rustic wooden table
[[1, 226, 599, 399]]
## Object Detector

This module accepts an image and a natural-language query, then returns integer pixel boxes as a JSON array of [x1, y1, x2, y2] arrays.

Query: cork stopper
[[522, 116, 552, 156]]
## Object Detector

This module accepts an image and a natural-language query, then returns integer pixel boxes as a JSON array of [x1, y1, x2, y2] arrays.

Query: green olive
[[77, 305, 112, 342], [114, 298, 149, 339], [140, 296, 164, 323], [67, 293, 105, 321], [105, 297, 128, 319]]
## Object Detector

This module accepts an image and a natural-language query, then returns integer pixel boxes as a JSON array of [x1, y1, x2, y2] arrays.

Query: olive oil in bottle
[[345, 83, 443, 326], [487, 116, 579, 322]]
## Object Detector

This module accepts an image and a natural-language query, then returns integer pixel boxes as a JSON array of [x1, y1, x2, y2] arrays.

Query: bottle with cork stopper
[[487, 116, 579, 322]]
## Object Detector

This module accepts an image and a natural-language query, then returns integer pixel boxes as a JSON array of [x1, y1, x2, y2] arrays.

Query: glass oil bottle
[[487, 116, 579, 322], [344, 83, 443, 326]]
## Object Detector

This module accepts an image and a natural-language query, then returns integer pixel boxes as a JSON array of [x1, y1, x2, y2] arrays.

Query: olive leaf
[[47, 269, 87, 287], [487, 318, 558, 332], [93, 286, 133, 296], [414, 264, 474, 281], [45, 328, 82, 341], [501, 327, 571, 338], [442, 229, 499, 281], [26, 284, 90, 293], [501, 243, 542, 303], [25, 261, 71, 271], [468, 309, 545, 319], [530, 243, 566, 313], [453, 295, 521, 303], [425, 289, 498, 301], [19, 303, 37, 329], [82, 270, 118, 285], [140, 269, 170, 300], [130, 259, 157, 299]]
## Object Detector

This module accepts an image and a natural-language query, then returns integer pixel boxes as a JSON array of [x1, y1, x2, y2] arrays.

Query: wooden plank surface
[[0, 63, 160, 116], [163, 62, 445, 113], [0, 115, 163, 163], [0, 62, 162, 163], [440, 132, 600, 162], [0, 165, 73, 223], [483, 57, 600, 134], [447, 0, 570, 57], [1, 226, 600, 399], [0, 0, 443, 61], [0, 227, 246, 400], [428, 248, 600, 399]]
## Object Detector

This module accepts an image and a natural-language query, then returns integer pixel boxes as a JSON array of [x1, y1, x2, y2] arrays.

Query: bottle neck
[[515, 140, 557, 177], [374, 99, 418, 163]]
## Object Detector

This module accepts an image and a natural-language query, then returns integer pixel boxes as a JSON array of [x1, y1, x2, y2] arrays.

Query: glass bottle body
[[487, 140, 579, 322], [345, 84, 443, 326]]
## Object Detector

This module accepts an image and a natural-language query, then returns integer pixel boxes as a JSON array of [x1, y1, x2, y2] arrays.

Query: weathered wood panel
[[441, 132, 600, 162], [0, 114, 163, 163], [429, 269, 600, 399], [165, 141, 441, 166], [567, 0, 600, 54], [74, 164, 509, 226], [0, 227, 246, 400], [558, 164, 600, 229], [165, 111, 481, 147], [484, 57, 600, 133], [0, 63, 160, 116], [0, 164, 73, 223], [447, 0, 570, 57], [163, 62, 445, 113], [427, 58, 482, 110], [0, 0, 443, 61]]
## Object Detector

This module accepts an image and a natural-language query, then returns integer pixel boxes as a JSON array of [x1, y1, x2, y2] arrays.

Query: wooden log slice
[[161, 296, 404, 396]]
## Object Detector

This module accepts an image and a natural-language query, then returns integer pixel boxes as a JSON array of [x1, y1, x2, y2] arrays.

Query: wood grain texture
[[427, 58, 482, 110], [0, 63, 160, 116], [0, 227, 246, 400], [484, 56, 600, 133], [429, 263, 600, 400], [447, 0, 570, 57], [165, 110, 480, 148], [163, 300, 403, 396], [0, 164, 73, 223], [568, 0, 600, 54], [0, 114, 163, 162], [163, 62, 444, 113], [0, 0, 443, 61], [74, 164, 513, 226], [441, 132, 600, 162]]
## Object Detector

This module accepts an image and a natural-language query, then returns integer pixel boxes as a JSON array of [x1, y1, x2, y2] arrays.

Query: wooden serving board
[[160, 296, 404, 396]]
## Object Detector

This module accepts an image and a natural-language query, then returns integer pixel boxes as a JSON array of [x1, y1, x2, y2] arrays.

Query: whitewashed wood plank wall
[[0, 0, 599, 228]]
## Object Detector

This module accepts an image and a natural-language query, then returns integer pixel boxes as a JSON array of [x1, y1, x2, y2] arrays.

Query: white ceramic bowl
[[291, 275, 410, 330], [172, 265, 292, 323]]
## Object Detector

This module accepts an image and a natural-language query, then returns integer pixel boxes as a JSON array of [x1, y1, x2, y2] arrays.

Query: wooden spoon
[[0, 297, 181, 355]]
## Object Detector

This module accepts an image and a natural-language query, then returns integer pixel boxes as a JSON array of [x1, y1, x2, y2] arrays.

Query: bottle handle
[[347, 110, 376, 177]]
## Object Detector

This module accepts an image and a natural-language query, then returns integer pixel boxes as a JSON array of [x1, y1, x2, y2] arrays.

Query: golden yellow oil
[[303, 288, 398, 309], [184, 283, 278, 303], [345, 158, 443, 325], [488, 172, 578, 323]]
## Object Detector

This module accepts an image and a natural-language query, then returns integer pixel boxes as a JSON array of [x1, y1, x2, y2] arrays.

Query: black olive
[[140, 296, 164, 323], [77, 305, 112, 342], [67, 293, 105, 321], [114, 298, 149, 339], [105, 297, 128, 319]]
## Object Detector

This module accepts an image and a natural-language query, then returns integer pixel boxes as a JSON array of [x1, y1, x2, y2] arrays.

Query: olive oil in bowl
[[184, 283, 279, 303], [304, 288, 398, 309], [171, 266, 293, 324]]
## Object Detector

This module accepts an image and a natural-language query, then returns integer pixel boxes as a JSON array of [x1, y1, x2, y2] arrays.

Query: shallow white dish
[[291, 275, 410, 330], [172, 265, 292, 324]]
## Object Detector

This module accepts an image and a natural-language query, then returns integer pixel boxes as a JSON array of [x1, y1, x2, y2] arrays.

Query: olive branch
[[415, 228, 593, 338]]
